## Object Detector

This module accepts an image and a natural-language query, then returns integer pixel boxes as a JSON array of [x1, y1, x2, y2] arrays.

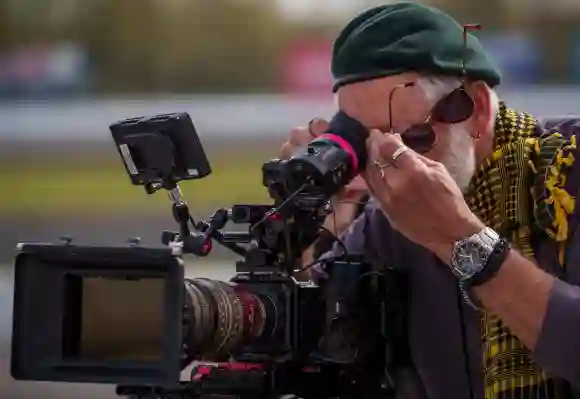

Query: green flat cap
[[331, 2, 501, 92]]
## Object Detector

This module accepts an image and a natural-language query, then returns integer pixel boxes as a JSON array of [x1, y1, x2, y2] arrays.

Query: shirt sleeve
[[532, 135, 580, 386], [533, 222, 580, 387]]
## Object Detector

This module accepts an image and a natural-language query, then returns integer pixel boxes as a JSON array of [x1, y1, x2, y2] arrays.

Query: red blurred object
[[191, 363, 264, 381], [201, 239, 212, 255], [267, 212, 281, 221], [281, 37, 334, 97]]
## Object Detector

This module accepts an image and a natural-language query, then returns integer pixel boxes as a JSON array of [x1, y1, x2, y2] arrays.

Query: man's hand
[[363, 130, 483, 262]]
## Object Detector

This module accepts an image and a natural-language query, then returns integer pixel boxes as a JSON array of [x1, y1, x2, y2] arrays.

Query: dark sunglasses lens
[[402, 124, 436, 154], [432, 89, 474, 124]]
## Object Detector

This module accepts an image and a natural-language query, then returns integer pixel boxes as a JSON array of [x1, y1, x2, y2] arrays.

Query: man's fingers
[[288, 117, 329, 148], [279, 142, 296, 160], [308, 117, 329, 137], [280, 117, 330, 160], [368, 130, 418, 171], [288, 126, 313, 147]]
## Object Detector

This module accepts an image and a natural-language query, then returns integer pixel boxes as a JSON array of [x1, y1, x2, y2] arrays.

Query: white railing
[[2, 86, 579, 141]]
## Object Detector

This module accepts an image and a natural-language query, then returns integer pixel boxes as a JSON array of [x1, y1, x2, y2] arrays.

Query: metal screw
[[127, 237, 141, 247], [59, 235, 73, 245]]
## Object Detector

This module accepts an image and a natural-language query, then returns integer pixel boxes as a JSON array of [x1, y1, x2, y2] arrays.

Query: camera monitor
[[109, 112, 211, 190], [11, 243, 184, 386]]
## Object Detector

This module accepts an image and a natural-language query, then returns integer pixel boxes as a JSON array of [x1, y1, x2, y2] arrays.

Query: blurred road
[[0, 262, 235, 399]]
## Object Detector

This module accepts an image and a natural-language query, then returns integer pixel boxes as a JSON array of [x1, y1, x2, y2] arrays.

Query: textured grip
[[326, 111, 369, 171]]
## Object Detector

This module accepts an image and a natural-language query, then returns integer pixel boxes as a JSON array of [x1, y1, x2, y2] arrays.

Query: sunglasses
[[390, 24, 481, 154]]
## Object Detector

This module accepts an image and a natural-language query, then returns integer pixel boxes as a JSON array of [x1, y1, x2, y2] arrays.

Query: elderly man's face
[[336, 72, 483, 192]]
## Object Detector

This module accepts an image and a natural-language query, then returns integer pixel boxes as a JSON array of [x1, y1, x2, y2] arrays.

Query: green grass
[[4, 149, 275, 216]]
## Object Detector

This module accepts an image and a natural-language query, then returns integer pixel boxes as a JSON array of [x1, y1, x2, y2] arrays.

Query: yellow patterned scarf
[[464, 103, 577, 399]]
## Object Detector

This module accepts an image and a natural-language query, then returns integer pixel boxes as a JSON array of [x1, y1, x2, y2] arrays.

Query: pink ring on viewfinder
[[317, 133, 359, 173]]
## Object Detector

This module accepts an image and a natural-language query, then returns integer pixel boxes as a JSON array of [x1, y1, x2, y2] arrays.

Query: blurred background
[[2, 0, 580, 398]]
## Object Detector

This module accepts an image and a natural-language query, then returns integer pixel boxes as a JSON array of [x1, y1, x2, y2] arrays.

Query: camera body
[[10, 112, 395, 399], [226, 273, 325, 362]]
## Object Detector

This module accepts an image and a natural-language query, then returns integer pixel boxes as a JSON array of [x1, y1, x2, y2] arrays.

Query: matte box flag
[[281, 37, 334, 96]]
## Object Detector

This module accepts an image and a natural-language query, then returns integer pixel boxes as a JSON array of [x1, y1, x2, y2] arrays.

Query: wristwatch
[[450, 227, 511, 309], [450, 227, 500, 281]]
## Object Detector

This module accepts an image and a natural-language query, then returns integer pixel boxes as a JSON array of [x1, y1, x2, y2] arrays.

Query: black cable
[[250, 182, 309, 233], [456, 284, 475, 399], [299, 194, 370, 273], [323, 226, 348, 254], [297, 229, 348, 273]]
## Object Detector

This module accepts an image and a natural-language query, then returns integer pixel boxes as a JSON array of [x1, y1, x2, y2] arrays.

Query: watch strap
[[464, 238, 511, 288], [460, 238, 511, 310], [460, 282, 482, 310]]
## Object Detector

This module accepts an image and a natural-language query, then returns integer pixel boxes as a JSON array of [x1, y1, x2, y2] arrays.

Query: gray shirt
[[317, 117, 580, 398]]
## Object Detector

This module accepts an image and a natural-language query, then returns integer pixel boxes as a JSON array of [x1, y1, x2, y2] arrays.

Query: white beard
[[440, 123, 477, 193]]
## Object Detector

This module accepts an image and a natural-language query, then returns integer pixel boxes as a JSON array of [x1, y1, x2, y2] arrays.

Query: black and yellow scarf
[[464, 103, 577, 398]]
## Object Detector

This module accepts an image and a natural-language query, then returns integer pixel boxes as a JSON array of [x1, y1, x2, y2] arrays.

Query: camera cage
[[10, 112, 389, 399]]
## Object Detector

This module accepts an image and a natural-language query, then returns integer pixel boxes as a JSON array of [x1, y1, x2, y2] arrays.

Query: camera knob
[[161, 230, 179, 246], [127, 237, 141, 247], [182, 233, 212, 256], [59, 235, 73, 245]]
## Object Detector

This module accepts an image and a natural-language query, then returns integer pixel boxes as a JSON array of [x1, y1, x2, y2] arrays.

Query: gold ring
[[391, 146, 410, 166], [380, 168, 387, 180], [373, 159, 392, 170], [373, 159, 392, 180]]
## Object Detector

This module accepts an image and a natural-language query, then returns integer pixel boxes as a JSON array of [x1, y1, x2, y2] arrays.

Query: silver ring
[[391, 146, 410, 166]]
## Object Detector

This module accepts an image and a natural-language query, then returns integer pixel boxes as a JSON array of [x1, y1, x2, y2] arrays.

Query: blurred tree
[[151, 0, 286, 93], [74, 0, 162, 92], [4, 0, 580, 92], [1, 0, 51, 46], [74, 0, 287, 94], [432, 1, 507, 31], [533, 12, 579, 84], [0, 5, 11, 50]]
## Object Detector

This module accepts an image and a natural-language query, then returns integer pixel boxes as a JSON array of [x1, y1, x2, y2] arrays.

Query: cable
[[456, 284, 475, 399], [297, 198, 351, 273], [323, 226, 348, 254], [250, 182, 309, 233]]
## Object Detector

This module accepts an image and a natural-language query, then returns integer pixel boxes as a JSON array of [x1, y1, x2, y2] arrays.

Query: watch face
[[453, 241, 487, 280]]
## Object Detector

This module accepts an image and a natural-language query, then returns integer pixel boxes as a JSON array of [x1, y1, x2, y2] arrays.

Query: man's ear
[[466, 80, 494, 138]]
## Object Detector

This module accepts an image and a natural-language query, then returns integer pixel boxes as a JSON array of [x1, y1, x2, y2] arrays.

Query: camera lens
[[183, 278, 273, 362]]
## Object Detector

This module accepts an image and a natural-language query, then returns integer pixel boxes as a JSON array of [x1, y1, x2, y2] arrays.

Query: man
[[279, 3, 580, 399]]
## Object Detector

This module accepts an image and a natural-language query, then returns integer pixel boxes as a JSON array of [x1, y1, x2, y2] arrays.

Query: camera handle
[[162, 183, 248, 258]]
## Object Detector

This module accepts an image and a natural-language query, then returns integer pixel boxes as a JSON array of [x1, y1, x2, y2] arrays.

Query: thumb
[[308, 117, 330, 137]]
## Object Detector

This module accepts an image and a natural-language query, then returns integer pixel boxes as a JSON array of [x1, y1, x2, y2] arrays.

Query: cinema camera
[[11, 112, 403, 398]]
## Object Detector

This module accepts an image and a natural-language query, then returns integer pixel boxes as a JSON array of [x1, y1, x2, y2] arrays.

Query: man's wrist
[[431, 219, 486, 264], [466, 238, 511, 288]]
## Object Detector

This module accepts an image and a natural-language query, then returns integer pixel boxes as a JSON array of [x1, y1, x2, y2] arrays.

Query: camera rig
[[11, 112, 399, 399]]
